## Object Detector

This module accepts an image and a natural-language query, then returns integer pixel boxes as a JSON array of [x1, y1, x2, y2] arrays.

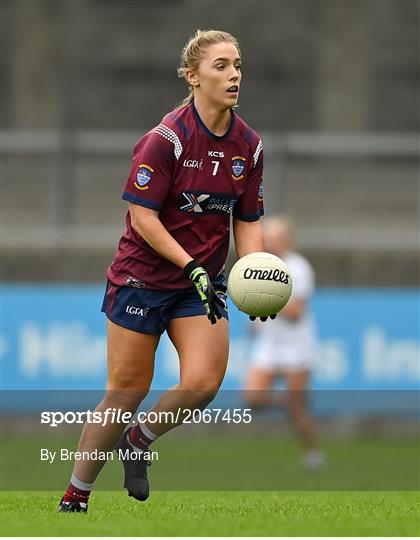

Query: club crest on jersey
[[135, 164, 154, 190], [231, 156, 246, 180]]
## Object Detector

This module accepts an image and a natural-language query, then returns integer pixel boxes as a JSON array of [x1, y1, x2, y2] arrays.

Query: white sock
[[303, 449, 325, 470], [140, 422, 159, 442], [70, 473, 94, 492], [127, 423, 159, 454]]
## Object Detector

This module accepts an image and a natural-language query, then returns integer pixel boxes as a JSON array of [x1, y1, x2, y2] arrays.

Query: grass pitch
[[2, 433, 419, 535], [2, 435, 419, 491], [1, 490, 419, 536]]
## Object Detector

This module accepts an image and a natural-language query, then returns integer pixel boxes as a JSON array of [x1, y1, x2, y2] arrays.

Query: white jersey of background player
[[244, 216, 325, 471], [252, 250, 317, 372]]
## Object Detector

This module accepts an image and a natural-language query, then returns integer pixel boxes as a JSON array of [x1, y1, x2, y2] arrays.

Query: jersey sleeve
[[122, 130, 176, 211], [233, 140, 264, 222]]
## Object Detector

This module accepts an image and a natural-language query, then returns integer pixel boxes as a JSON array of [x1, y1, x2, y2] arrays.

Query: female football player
[[244, 217, 325, 471], [58, 29, 266, 512]]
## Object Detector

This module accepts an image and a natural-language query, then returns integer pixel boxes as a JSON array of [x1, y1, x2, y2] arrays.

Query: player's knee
[[179, 384, 219, 409], [196, 390, 217, 409], [103, 388, 148, 414], [242, 390, 265, 409], [108, 370, 151, 394]]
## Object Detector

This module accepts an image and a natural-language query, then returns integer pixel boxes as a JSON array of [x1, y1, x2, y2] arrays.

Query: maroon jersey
[[107, 102, 264, 290]]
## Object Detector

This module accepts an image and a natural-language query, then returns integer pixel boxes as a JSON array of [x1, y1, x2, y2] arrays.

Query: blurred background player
[[244, 216, 325, 471]]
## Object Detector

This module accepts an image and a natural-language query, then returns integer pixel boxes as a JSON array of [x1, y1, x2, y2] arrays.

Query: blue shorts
[[101, 276, 228, 335]]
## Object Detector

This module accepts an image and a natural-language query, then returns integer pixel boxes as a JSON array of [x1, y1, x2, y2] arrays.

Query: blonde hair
[[263, 215, 295, 245], [177, 29, 241, 108]]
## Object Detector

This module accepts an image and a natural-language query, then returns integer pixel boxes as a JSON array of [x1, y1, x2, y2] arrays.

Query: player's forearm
[[129, 204, 193, 269], [233, 219, 264, 258]]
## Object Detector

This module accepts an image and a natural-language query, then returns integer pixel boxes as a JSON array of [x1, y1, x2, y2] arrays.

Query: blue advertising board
[[2, 286, 419, 395]]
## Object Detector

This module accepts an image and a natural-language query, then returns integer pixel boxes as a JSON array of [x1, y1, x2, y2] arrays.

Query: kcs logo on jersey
[[231, 156, 246, 180], [135, 164, 154, 190]]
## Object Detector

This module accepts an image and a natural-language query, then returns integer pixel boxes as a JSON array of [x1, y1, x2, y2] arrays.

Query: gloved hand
[[184, 260, 225, 325], [249, 314, 277, 322]]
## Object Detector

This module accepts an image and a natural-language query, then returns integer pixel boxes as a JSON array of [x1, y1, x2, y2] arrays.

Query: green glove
[[184, 260, 225, 325]]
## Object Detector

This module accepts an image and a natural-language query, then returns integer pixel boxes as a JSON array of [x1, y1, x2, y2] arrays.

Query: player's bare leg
[[116, 316, 229, 501], [243, 366, 324, 471], [59, 320, 159, 511], [243, 366, 285, 408], [285, 370, 316, 447], [141, 315, 230, 435], [74, 320, 159, 481], [285, 370, 325, 470]]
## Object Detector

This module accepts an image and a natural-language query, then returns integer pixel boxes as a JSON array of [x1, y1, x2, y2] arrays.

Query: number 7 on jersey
[[211, 160, 220, 176]]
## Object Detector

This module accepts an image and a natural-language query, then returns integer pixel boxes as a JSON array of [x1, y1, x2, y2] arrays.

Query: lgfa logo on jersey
[[135, 164, 154, 190], [183, 158, 203, 170], [231, 156, 246, 180]]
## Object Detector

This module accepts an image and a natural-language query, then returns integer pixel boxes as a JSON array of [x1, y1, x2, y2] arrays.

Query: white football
[[227, 252, 292, 317]]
